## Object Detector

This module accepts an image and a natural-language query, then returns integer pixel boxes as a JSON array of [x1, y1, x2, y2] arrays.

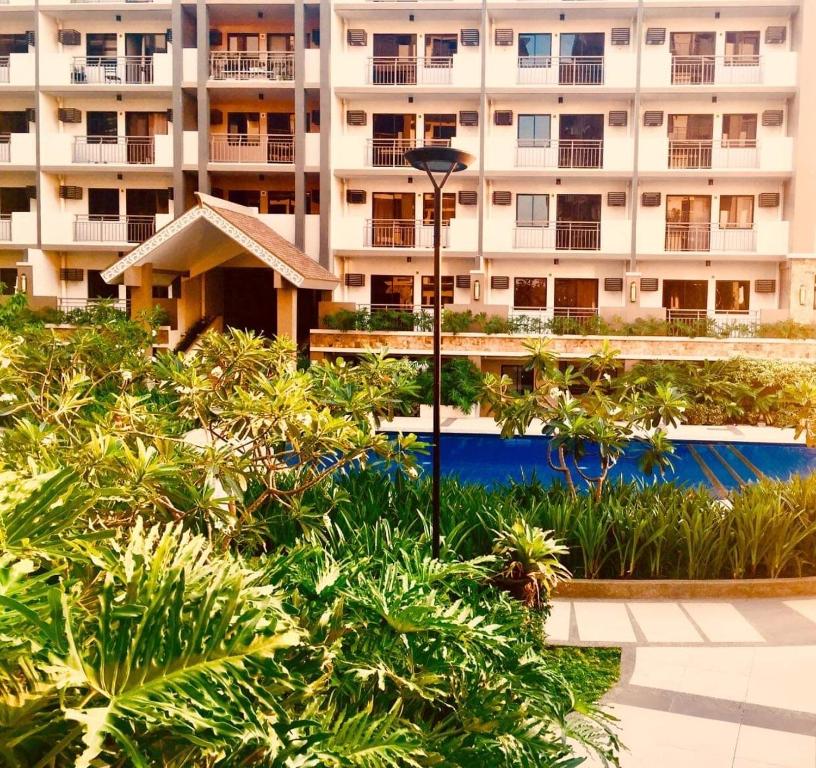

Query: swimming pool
[[399, 433, 816, 494]]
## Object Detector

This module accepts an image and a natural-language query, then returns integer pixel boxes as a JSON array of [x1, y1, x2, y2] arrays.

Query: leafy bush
[[416, 357, 485, 412]]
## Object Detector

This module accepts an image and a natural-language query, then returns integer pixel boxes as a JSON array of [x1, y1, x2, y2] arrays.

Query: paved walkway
[[548, 598, 816, 768]]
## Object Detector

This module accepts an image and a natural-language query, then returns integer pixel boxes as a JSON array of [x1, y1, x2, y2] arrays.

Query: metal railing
[[209, 51, 294, 81], [514, 221, 601, 251], [517, 55, 604, 85], [0, 57, 9, 83], [365, 219, 450, 248], [670, 54, 761, 85], [57, 297, 129, 313], [0, 215, 10, 241], [667, 139, 759, 169], [72, 136, 156, 164], [664, 222, 757, 252], [209, 134, 294, 164], [70, 56, 154, 85], [510, 306, 601, 334], [73, 214, 155, 243], [0, 136, 9, 162], [516, 139, 603, 168], [366, 137, 450, 167], [666, 308, 759, 336], [368, 56, 453, 85]]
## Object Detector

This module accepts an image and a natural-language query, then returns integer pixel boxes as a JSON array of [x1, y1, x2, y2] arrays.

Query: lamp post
[[404, 146, 474, 558]]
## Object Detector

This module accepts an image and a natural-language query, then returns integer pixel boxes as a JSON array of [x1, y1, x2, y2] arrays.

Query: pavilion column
[[127, 263, 154, 325], [276, 277, 298, 342], [177, 274, 203, 337]]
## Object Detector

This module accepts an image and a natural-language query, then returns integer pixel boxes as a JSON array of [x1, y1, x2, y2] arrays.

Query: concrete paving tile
[[545, 600, 571, 642], [735, 724, 816, 768], [682, 602, 766, 643], [745, 647, 816, 715], [628, 601, 704, 643], [574, 601, 636, 643], [783, 599, 816, 626]]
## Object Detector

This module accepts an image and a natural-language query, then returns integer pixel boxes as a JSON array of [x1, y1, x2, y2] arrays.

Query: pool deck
[[380, 416, 805, 445]]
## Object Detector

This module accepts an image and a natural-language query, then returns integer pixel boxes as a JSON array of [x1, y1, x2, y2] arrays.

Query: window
[[719, 195, 754, 228], [371, 275, 414, 308], [425, 34, 457, 59], [554, 278, 598, 309], [514, 277, 547, 308], [422, 192, 455, 224], [87, 111, 118, 139], [518, 115, 551, 146], [88, 188, 119, 217], [501, 364, 534, 393], [715, 280, 750, 312], [227, 34, 260, 52], [663, 279, 708, 311], [227, 190, 261, 209], [424, 114, 456, 142], [518, 33, 552, 65], [0, 187, 29, 214], [87, 269, 118, 300], [516, 194, 549, 225], [0, 268, 17, 295], [267, 33, 294, 52], [0, 112, 28, 135], [725, 31, 760, 62], [722, 114, 757, 143], [267, 191, 296, 214], [0, 34, 29, 56], [420, 276, 454, 307], [86, 33, 117, 58]]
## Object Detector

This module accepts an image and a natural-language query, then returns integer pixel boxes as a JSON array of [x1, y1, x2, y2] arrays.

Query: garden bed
[[554, 576, 816, 599]]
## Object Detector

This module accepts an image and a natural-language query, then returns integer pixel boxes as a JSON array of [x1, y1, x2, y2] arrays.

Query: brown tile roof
[[203, 198, 337, 285]]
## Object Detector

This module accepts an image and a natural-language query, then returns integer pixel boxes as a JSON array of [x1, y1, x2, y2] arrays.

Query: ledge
[[553, 576, 816, 600]]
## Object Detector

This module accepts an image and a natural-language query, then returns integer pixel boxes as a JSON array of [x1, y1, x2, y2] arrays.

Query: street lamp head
[[404, 146, 474, 175]]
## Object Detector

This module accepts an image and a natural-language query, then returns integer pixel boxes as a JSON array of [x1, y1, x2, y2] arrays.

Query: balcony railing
[[664, 222, 757, 252], [0, 215, 10, 241], [73, 214, 155, 243], [516, 139, 603, 168], [72, 136, 156, 164], [0, 57, 9, 84], [209, 134, 294, 164], [667, 139, 759, 169], [670, 55, 761, 85], [368, 56, 453, 85], [517, 56, 604, 85], [70, 56, 154, 85], [365, 219, 450, 248], [510, 306, 601, 333], [0, 136, 9, 162], [666, 308, 759, 336], [209, 51, 294, 81], [514, 221, 601, 251], [366, 137, 450, 167], [58, 297, 129, 314]]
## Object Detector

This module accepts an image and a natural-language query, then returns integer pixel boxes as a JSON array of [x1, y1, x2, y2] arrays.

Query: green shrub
[[441, 308, 473, 333], [416, 357, 485, 411]]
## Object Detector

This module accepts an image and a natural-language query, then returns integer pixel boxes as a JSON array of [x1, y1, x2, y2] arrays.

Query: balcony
[[0, 58, 8, 85], [0, 212, 36, 244], [368, 56, 453, 86], [670, 55, 761, 86], [73, 214, 155, 244], [664, 223, 757, 253], [515, 140, 603, 169], [209, 52, 294, 82], [209, 134, 294, 164], [365, 219, 449, 248], [72, 136, 157, 165], [514, 221, 602, 251], [366, 137, 450, 167], [666, 139, 759, 170], [517, 56, 604, 86], [640, 51, 797, 90], [0, 215, 9, 241], [70, 56, 156, 85], [0, 136, 8, 162]]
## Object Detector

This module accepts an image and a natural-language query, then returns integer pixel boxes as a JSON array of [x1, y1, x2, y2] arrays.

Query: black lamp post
[[404, 146, 474, 558]]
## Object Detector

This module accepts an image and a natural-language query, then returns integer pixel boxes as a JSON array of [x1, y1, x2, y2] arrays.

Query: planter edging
[[553, 576, 816, 599]]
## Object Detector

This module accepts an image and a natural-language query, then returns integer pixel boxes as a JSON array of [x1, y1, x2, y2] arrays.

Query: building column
[[294, 0, 306, 250], [276, 278, 298, 341], [196, 0, 210, 194], [127, 263, 154, 324], [177, 274, 203, 336]]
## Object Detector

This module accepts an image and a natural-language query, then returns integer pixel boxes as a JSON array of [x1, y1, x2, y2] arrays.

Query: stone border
[[554, 576, 816, 599]]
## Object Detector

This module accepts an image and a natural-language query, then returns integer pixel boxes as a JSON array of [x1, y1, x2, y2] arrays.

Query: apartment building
[[1, 0, 815, 340]]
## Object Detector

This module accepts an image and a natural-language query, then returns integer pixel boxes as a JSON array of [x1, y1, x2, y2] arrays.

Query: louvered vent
[[640, 278, 659, 292], [346, 189, 366, 204], [60, 268, 84, 282], [59, 185, 83, 200], [456, 274, 471, 289], [346, 110, 367, 126], [208, 29, 222, 47], [495, 29, 513, 46], [492, 191, 511, 206], [765, 26, 786, 44], [608, 110, 628, 127], [344, 273, 365, 287], [165, 28, 172, 44], [25, 108, 35, 123], [58, 29, 81, 46], [25, 185, 36, 199], [604, 278, 623, 292], [459, 110, 478, 127], [643, 110, 664, 127], [460, 29, 479, 46], [165, 108, 173, 123], [762, 109, 784, 127], [645, 28, 666, 45], [347, 29, 367, 46], [310, 109, 320, 126], [58, 108, 82, 123], [494, 110, 513, 126], [755, 279, 777, 293], [25, 31, 35, 47], [641, 192, 661, 207], [611, 28, 631, 46], [758, 192, 780, 207], [458, 190, 477, 206], [167, 186, 173, 201], [491, 276, 510, 290], [209, 109, 223, 125], [607, 192, 626, 207]]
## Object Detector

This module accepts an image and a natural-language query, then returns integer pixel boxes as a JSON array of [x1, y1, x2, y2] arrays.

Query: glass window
[[0, 268, 17, 295], [87, 269, 119, 299], [420, 276, 454, 307], [518, 115, 551, 146], [371, 275, 414, 308], [422, 192, 456, 224], [725, 31, 760, 59], [424, 114, 456, 142], [425, 34, 457, 58], [514, 277, 547, 308], [516, 194, 549, 225], [518, 33, 552, 64], [722, 114, 757, 142], [662, 279, 708, 311], [715, 280, 750, 312], [719, 196, 754, 228], [501, 364, 535, 393]]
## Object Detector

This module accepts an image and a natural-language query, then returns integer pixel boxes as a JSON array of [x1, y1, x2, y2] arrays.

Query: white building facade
[[1, 0, 815, 327]]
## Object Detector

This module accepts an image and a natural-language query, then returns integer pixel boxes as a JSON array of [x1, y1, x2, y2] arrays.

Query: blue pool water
[[396, 433, 816, 493]]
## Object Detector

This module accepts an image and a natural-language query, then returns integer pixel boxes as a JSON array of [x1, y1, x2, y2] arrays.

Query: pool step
[[687, 444, 728, 497], [688, 443, 764, 496], [726, 444, 766, 481]]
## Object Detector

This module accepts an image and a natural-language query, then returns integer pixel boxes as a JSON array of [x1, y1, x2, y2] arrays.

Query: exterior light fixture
[[629, 280, 638, 304], [15, 273, 27, 294], [404, 145, 474, 559], [799, 284, 807, 306], [473, 278, 481, 302]]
